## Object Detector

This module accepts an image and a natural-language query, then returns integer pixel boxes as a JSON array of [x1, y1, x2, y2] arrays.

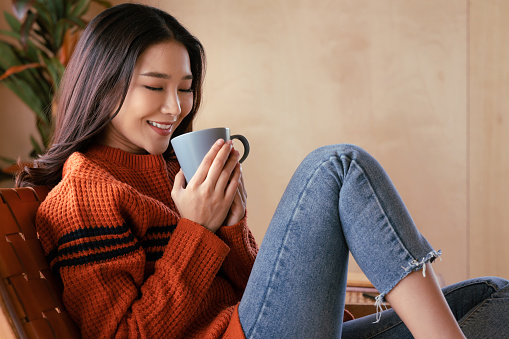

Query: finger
[[207, 141, 236, 184], [224, 162, 242, 201], [230, 189, 243, 218], [215, 148, 240, 191], [191, 139, 226, 184], [238, 166, 247, 201], [233, 177, 246, 207], [174, 169, 186, 188], [171, 169, 186, 198], [236, 182, 246, 208], [199, 140, 234, 186]]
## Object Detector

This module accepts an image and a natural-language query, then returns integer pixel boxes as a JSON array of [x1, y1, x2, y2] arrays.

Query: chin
[[145, 144, 170, 155], [146, 149, 167, 155]]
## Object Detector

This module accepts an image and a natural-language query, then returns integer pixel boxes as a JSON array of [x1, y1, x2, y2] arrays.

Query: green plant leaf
[[0, 41, 49, 99], [29, 134, 44, 156], [64, 16, 86, 28], [20, 9, 37, 50], [71, 0, 90, 17], [35, 116, 52, 149], [53, 20, 66, 48], [42, 55, 64, 88], [1, 76, 48, 124], [23, 37, 40, 61], [1, 0, 110, 161], [0, 29, 20, 40], [3, 11, 21, 33], [0, 27, 46, 63], [0, 53, 49, 125], [32, 4, 55, 51], [12, 0, 36, 20], [56, 0, 67, 19], [43, 0, 58, 24], [0, 40, 22, 69]]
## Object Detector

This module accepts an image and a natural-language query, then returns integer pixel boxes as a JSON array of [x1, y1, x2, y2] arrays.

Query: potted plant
[[0, 0, 110, 182]]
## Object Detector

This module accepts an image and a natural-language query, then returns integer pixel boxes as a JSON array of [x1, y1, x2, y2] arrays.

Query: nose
[[161, 89, 181, 118]]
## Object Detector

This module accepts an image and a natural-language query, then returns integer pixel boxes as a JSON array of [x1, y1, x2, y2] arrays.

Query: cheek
[[182, 95, 194, 116], [109, 114, 129, 137]]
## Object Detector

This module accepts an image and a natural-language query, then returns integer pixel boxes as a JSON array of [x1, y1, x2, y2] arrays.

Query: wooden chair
[[0, 187, 80, 339]]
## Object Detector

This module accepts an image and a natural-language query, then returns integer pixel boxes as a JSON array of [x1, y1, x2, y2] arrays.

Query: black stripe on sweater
[[57, 224, 132, 247], [52, 243, 142, 270], [47, 224, 134, 264], [48, 223, 177, 269], [47, 232, 137, 264], [141, 237, 171, 248], [145, 224, 177, 235]]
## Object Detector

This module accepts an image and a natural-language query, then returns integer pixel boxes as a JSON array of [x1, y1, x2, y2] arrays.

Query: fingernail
[[216, 139, 224, 145]]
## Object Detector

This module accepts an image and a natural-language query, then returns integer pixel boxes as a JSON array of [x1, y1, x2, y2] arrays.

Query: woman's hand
[[171, 139, 243, 233], [224, 168, 247, 226]]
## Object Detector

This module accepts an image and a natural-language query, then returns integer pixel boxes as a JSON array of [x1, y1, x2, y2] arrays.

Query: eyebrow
[[140, 72, 193, 80]]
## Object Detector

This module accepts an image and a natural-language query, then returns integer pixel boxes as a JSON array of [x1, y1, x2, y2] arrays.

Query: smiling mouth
[[148, 121, 172, 130]]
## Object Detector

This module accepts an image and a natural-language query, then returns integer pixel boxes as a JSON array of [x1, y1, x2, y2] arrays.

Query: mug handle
[[231, 134, 250, 163]]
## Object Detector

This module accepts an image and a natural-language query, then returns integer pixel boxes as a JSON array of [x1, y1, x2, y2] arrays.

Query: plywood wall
[[150, 0, 471, 284], [469, 0, 509, 279], [0, 0, 507, 283]]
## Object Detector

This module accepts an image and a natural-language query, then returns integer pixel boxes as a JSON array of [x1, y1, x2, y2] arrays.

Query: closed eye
[[144, 86, 163, 91], [179, 88, 193, 93]]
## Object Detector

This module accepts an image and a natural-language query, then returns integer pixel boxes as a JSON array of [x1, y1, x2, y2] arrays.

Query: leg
[[341, 276, 509, 338], [385, 264, 464, 338], [454, 276, 509, 338], [238, 144, 446, 338]]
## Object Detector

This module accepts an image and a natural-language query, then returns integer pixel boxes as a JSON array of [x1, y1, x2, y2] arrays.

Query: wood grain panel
[[158, 0, 468, 284], [0, 0, 479, 284], [469, 0, 509, 279]]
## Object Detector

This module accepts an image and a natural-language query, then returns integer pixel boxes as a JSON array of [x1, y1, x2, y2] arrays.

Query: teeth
[[148, 121, 172, 130]]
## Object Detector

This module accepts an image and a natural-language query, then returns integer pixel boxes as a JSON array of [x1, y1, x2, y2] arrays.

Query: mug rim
[[171, 127, 229, 143]]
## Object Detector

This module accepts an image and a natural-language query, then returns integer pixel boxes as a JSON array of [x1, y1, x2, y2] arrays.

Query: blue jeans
[[342, 276, 509, 338], [238, 144, 509, 338]]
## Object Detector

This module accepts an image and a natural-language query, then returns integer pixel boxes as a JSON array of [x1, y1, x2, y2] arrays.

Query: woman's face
[[100, 40, 194, 155]]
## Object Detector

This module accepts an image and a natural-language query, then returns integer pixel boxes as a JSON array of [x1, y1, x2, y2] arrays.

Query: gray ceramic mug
[[171, 127, 250, 182]]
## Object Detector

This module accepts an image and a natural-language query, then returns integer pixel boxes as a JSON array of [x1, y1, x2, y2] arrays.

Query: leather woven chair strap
[[0, 187, 80, 338]]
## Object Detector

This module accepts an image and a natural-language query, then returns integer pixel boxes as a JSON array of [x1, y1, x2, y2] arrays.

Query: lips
[[147, 120, 174, 136], [148, 121, 172, 130]]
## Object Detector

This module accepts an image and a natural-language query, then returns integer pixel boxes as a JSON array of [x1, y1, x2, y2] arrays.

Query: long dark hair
[[16, 3, 205, 188]]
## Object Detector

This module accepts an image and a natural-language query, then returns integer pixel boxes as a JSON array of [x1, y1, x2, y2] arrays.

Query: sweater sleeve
[[36, 180, 231, 339], [215, 215, 258, 294]]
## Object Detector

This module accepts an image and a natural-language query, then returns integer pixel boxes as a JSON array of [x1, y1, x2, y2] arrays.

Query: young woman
[[16, 3, 508, 339]]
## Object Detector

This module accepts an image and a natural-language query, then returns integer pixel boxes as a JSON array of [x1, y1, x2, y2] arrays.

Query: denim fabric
[[237, 144, 508, 338], [341, 276, 509, 338]]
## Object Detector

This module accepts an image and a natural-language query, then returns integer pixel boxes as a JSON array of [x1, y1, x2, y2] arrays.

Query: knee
[[446, 276, 509, 300], [305, 144, 377, 169], [307, 144, 370, 161], [471, 276, 509, 291], [485, 276, 509, 294]]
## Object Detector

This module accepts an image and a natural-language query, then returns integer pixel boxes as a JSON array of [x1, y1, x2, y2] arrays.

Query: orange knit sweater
[[36, 145, 257, 338]]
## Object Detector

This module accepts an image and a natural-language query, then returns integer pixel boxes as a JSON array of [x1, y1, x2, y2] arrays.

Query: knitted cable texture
[[36, 145, 257, 339]]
